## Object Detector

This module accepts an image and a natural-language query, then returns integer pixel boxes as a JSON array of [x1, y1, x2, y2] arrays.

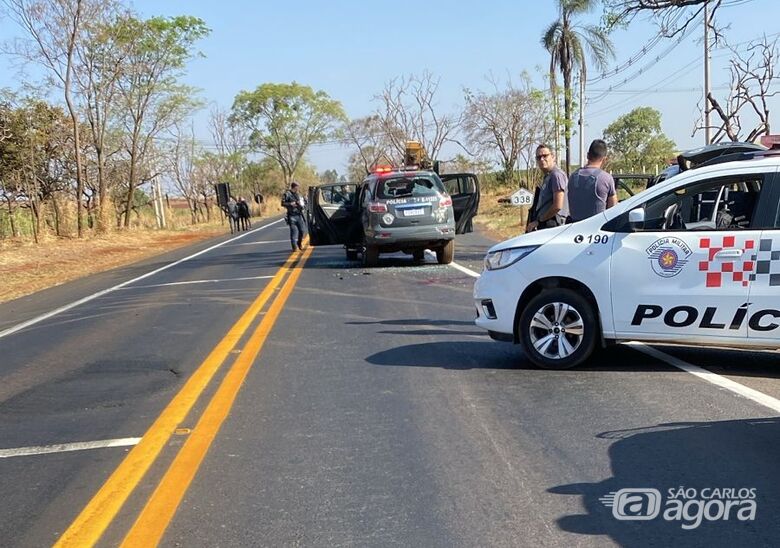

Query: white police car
[[474, 150, 780, 369]]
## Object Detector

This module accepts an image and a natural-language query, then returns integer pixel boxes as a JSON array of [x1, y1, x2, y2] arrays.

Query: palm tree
[[542, 0, 615, 172]]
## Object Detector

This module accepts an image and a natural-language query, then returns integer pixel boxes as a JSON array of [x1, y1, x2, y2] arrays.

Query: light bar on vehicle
[[372, 165, 394, 174]]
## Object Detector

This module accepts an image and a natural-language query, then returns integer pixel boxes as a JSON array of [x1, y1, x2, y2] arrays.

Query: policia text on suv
[[306, 166, 479, 267]]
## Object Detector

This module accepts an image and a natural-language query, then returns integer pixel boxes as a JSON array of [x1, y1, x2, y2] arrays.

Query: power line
[[588, 16, 702, 105], [587, 10, 685, 84]]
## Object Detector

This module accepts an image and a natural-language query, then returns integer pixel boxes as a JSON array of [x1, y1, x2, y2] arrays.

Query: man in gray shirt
[[567, 139, 618, 223], [526, 144, 569, 232]]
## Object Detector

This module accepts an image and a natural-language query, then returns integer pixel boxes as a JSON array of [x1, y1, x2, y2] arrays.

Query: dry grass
[[0, 221, 230, 303], [474, 187, 529, 242]]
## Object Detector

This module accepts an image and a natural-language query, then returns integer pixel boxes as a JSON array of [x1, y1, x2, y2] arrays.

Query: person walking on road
[[526, 144, 569, 232], [282, 181, 307, 251], [566, 139, 618, 223]]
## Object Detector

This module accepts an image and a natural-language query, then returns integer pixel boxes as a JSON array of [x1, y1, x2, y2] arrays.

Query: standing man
[[526, 144, 568, 232], [567, 139, 618, 223], [282, 181, 307, 251]]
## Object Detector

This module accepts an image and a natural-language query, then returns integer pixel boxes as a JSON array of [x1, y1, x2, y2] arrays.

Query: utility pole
[[579, 73, 585, 167], [150, 180, 162, 229], [704, 0, 712, 145], [158, 180, 167, 229]]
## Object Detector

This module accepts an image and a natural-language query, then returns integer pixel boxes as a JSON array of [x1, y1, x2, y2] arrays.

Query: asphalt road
[[0, 216, 778, 547]]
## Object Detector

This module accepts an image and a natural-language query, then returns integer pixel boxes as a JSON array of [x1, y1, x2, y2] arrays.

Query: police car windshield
[[377, 176, 444, 199]]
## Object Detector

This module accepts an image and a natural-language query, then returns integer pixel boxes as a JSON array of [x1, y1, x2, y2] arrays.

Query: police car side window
[[443, 177, 461, 195], [642, 175, 763, 231]]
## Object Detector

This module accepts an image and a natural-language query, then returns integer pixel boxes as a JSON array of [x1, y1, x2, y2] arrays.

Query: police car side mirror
[[628, 207, 645, 229]]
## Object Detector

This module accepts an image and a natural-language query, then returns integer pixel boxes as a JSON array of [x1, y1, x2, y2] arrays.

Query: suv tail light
[[439, 196, 452, 207], [368, 202, 387, 213]]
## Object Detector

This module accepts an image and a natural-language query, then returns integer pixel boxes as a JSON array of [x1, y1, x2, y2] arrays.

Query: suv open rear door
[[307, 184, 360, 246], [440, 173, 480, 234]]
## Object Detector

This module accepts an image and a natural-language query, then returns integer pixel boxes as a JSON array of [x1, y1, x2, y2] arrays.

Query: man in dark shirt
[[526, 144, 568, 232], [567, 139, 618, 223], [281, 181, 307, 251]]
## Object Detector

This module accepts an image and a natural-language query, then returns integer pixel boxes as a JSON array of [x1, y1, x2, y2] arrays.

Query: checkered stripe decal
[[698, 236, 756, 288], [749, 238, 780, 286]]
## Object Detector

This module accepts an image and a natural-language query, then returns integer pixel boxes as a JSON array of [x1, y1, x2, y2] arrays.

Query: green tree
[[230, 82, 346, 185], [542, 0, 614, 172], [320, 169, 338, 184], [603, 106, 677, 173], [114, 14, 209, 227]]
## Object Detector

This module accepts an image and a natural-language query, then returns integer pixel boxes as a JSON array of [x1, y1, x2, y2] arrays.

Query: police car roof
[[652, 153, 780, 191]]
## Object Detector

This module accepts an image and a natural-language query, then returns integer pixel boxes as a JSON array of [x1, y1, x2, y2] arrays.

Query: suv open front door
[[440, 173, 480, 234], [307, 183, 360, 246]]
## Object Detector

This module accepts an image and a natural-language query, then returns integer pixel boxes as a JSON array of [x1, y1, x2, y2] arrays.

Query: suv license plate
[[403, 208, 425, 216]]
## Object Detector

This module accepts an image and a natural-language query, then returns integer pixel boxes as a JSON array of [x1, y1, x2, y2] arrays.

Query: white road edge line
[[119, 275, 275, 290], [451, 257, 780, 414], [227, 239, 290, 247], [628, 342, 780, 414], [423, 250, 480, 279], [0, 219, 284, 340], [0, 437, 141, 458]]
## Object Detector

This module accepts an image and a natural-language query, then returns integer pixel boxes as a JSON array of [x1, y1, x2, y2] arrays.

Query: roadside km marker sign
[[510, 188, 534, 207]]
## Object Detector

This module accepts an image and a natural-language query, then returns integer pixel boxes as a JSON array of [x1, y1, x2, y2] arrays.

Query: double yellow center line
[[55, 244, 313, 547]]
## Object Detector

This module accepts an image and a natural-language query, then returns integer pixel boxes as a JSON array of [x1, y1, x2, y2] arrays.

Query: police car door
[[307, 184, 359, 246], [440, 173, 480, 234], [609, 168, 771, 343], [748, 169, 780, 342]]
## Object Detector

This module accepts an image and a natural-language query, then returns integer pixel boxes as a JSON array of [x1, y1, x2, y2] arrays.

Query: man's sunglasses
[[535, 153, 551, 160]]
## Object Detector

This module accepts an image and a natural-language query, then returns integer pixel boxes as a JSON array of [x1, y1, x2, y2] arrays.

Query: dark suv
[[307, 168, 479, 267]]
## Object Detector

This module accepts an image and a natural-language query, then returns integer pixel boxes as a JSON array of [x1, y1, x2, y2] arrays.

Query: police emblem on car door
[[609, 171, 771, 342]]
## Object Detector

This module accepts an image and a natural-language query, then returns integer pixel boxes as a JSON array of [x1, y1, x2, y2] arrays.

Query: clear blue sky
[[1, 0, 778, 174]]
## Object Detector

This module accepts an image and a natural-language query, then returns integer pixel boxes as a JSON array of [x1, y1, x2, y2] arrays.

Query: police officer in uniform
[[282, 181, 307, 251]]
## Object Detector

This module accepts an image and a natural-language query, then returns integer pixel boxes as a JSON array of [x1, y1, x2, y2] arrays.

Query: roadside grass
[[0, 221, 231, 304], [474, 185, 529, 242]]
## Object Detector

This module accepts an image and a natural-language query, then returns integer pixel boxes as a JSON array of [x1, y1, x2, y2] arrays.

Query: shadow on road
[[651, 344, 780, 381], [366, 341, 682, 372], [347, 318, 475, 327], [550, 417, 780, 547]]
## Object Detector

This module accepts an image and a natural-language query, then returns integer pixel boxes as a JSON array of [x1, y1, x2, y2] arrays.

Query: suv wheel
[[517, 288, 597, 370], [362, 245, 379, 267], [436, 240, 454, 264]]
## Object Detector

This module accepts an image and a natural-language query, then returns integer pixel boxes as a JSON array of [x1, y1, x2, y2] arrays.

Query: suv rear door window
[[376, 176, 444, 199]]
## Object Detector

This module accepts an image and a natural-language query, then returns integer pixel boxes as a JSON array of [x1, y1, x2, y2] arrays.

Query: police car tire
[[363, 245, 379, 267], [518, 288, 597, 370], [436, 240, 454, 264]]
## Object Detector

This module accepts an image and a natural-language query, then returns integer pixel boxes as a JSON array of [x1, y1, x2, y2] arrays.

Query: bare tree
[[606, 0, 725, 37], [169, 123, 201, 223], [374, 71, 460, 161], [207, 104, 249, 190], [344, 115, 397, 176], [3, 0, 90, 236], [693, 37, 778, 142], [73, 0, 123, 231], [462, 75, 555, 186]]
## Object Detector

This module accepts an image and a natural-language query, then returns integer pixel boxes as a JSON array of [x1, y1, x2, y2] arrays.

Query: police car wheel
[[436, 240, 454, 264], [362, 245, 379, 267], [518, 289, 597, 370]]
